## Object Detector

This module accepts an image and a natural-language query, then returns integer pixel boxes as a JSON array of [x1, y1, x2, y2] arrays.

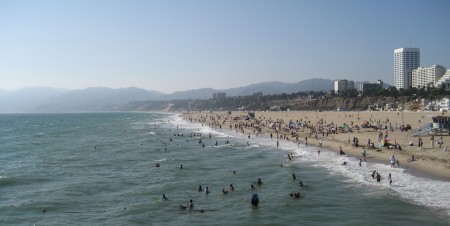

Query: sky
[[1, 0, 449, 94]]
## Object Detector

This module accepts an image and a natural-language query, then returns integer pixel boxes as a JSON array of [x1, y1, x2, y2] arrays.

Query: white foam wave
[[174, 115, 450, 220]]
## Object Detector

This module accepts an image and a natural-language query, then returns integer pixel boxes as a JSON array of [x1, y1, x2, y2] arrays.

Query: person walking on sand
[[431, 135, 435, 148]]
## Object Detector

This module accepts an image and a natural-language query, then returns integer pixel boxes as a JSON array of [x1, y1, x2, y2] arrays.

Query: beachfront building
[[394, 48, 420, 90], [334, 80, 354, 94], [412, 65, 446, 89], [358, 80, 384, 95], [436, 98, 450, 111], [435, 70, 450, 90]]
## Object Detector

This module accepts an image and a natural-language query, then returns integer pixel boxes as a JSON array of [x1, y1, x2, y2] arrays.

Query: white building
[[426, 98, 450, 111], [394, 48, 420, 90], [412, 65, 446, 89], [334, 80, 354, 94], [435, 70, 450, 90]]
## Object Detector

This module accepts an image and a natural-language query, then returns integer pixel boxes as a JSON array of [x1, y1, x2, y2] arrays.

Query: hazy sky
[[1, 0, 449, 93]]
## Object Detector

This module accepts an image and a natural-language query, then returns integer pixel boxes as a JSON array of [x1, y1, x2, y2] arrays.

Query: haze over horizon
[[1, 0, 449, 93]]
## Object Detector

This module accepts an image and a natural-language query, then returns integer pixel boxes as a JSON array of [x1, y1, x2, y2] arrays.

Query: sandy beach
[[182, 110, 450, 181]]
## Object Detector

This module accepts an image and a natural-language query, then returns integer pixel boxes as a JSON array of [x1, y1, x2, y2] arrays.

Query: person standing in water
[[362, 147, 367, 162], [390, 155, 396, 168]]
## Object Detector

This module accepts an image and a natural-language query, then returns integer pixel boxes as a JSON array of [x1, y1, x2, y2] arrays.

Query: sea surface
[[0, 112, 449, 225]]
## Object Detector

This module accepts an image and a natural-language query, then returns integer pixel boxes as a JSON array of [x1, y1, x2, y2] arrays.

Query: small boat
[[251, 194, 259, 207]]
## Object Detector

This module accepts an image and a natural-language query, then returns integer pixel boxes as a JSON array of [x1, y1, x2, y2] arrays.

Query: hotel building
[[412, 65, 446, 89], [394, 48, 420, 90]]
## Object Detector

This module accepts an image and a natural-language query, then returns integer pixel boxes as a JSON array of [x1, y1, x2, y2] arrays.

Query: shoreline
[[180, 110, 450, 182]]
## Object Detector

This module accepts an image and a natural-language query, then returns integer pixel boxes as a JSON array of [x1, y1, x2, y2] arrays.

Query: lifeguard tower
[[411, 116, 450, 136]]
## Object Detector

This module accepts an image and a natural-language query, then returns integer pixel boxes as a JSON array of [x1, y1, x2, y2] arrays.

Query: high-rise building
[[412, 65, 446, 89], [394, 48, 420, 90], [334, 80, 354, 94]]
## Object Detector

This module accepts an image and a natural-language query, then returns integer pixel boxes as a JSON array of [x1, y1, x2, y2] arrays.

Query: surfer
[[221, 189, 228, 195], [251, 184, 255, 189], [154, 163, 160, 167], [198, 185, 202, 192], [162, 193, 168, 201], [229, 184, 235, 191], [204, 186, 210, 194], [188, 199, 194, 209], [292, 173, 296, 180]]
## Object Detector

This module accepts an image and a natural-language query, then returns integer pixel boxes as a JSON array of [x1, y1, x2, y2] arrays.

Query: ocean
[[0, 112, 449, 225]]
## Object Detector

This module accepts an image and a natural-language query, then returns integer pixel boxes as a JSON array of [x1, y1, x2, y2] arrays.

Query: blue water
[[0, 112, 449, 225]]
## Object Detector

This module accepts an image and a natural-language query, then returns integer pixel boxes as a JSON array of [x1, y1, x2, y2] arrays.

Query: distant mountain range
[[0, 78, 341, 112]]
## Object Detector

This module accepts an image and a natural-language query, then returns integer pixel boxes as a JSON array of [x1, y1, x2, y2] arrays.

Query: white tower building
[[394, 48, 420, 90]]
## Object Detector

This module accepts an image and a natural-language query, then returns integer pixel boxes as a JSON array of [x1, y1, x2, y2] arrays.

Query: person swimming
[[256, 178, 263, 185], [229, 184, 235, 191], [198, 185, 202, 192], [289, 192, 301, 198], [251, 184, 255, 189], [341, 161, 347, 166], [376, 173, 381, 182], [162, 193, 168, 201], [299, 181, 305, 188], [221, 189, 228, 195], [292, 173, 296, 180], [204, 186, 210, 194], [188, 199, 194, 209]]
